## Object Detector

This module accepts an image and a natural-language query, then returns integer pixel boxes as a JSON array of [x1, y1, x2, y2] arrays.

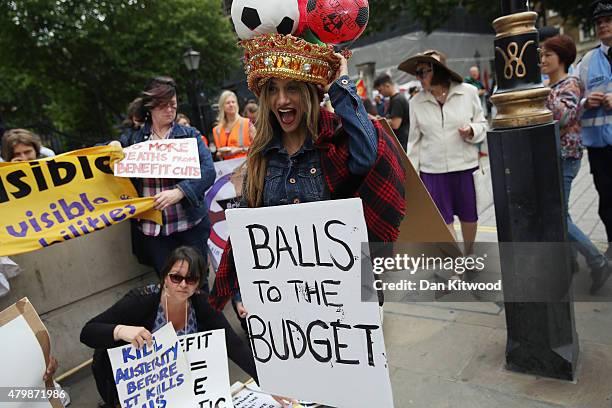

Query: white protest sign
[[0, 298, 62, 408], [231, 382, 282, 408], [226, 198, 394, 408], [114, 138, 200, 179], [178, 330, 233, 408], [108, 323, 196, 408], [205, 157, 245, 270]]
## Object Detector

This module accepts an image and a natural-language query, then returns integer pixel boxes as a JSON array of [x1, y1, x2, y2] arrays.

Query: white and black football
[[231, 0, 300, 40]]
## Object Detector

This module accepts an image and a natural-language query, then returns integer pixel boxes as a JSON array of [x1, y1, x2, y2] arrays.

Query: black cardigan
[[80, 285, 257, 404]]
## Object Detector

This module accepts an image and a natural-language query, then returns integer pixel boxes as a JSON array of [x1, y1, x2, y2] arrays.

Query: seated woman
[[80, 246, 257, 407]]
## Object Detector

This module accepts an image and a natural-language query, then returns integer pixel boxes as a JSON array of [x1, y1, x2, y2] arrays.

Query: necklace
[[152, 125, 171, 140], [164, 291, 188, 331], [432, 88, 448, 103]]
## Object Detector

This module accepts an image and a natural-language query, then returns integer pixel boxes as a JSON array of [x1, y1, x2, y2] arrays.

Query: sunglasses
[[415, 68, 433, 78], [168, 273, 199, 285]]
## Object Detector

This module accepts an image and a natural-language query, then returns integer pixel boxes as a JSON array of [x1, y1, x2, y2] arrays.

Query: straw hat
[[398, 50, 463, 83]]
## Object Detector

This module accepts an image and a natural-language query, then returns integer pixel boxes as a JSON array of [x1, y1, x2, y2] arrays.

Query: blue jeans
[[562, 158, 606, 269]]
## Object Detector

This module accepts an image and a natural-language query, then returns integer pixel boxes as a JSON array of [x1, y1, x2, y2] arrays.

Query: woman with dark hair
[[80, 246, 258, 407], [400, 50, 489, 266], [209, 33, 405, 311], [542, 35, 612, 292], [109, 77, 216, 283]]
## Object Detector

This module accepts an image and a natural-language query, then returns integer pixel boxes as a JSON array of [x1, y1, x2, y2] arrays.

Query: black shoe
[[590, 260, 612, 294]]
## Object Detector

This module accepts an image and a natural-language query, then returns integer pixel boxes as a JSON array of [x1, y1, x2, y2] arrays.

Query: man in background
[[374, 73, 410, 151], [464, 66, 486, 97], [577, 0, 612, 259]]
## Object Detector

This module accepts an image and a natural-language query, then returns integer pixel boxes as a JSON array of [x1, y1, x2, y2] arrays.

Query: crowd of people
[[2, 1, 612, 407]]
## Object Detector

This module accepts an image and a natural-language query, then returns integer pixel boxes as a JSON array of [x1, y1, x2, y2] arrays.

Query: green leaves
[[366, 0, 590, 35], [0, 0, 239, 148]]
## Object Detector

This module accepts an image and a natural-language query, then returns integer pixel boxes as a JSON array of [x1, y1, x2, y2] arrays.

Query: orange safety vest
[[213, 117, 251, 160]]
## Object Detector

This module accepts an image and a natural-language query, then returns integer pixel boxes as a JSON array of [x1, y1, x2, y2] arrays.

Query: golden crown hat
[[241, 34, 351, 96]]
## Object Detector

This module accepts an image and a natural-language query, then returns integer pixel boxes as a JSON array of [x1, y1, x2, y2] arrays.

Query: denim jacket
[[262, 75, 378, 207], [118, 122, 216, 223]]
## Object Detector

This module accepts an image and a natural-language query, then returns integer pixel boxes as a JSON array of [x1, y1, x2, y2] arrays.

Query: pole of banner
[[487, 1, 579, 380]]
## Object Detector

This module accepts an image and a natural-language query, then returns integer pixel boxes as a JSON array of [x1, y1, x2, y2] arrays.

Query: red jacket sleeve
[[208, 238, 240, 310]]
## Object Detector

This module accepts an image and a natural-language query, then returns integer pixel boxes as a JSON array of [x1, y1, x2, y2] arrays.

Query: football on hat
[[305, 0, 369, 44], [231, 0, 301, 40]]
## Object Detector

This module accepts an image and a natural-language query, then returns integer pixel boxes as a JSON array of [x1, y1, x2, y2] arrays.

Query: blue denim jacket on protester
[[233, 75, 378, 303], [117, 121, 216, 224], [262, 75, 378, 207]]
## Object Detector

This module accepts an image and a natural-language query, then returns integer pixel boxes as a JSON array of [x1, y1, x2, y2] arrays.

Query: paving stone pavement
[[62, 154, 612, 407]]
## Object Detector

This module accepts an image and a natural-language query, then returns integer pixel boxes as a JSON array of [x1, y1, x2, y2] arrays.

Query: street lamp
[[182, 47, 209, 137], [183, 48, 201, 72]]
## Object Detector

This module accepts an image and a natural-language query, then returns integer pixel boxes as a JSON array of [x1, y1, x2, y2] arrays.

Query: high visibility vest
[[578, 47, 612, 147], [213, 117, 251, 160]]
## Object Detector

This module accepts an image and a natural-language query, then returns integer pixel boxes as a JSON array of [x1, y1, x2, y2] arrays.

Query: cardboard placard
[[379, 119, 460, 259], [226, 198, 394, 408], [0, 297, 62, 407], [114, 139, 201, 179]]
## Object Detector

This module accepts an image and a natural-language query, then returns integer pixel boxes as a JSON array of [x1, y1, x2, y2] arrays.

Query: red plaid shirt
[[209, 109, 406, 310]]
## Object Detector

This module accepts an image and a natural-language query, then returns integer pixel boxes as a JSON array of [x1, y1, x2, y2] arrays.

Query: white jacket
[[407, 82, 488, 173]]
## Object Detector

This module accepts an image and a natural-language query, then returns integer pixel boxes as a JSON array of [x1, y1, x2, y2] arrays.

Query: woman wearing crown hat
[[209, 32, 406, 310]]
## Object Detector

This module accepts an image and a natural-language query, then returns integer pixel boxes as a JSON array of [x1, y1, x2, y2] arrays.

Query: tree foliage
[[0, 0, 239, 147], [367, 0, 592, 35]]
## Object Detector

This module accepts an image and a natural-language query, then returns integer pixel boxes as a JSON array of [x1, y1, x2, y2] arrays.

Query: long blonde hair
[[216, 90, 239, 128], [244, 80, 320, 207]]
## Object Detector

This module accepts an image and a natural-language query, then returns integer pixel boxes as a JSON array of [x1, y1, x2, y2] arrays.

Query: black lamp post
[[182, 47, 209, 136], [487, 0, 579, 380]]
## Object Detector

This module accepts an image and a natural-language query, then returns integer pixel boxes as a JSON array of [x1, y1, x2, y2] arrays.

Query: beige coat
[[407, 82, 488, 173]]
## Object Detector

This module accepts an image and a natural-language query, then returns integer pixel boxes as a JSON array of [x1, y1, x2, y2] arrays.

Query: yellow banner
[[0, 146, 161, 256]]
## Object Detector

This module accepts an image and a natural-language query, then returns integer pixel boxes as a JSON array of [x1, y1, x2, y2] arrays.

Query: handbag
[[472, 152, 494, 215]]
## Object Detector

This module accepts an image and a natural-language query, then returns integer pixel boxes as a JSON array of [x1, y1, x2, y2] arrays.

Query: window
[[547, 10, 558, 18]]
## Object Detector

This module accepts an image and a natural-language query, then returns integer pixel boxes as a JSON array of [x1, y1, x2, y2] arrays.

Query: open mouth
[[278, 108, 297, 126]]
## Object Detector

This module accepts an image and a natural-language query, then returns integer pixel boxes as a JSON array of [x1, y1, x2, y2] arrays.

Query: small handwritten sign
[[114, 139, 200, 179], [108, 323, 196, 408], [178, 330, 233, 408]]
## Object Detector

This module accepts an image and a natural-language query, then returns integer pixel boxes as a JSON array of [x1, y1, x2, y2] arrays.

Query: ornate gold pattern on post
[[491, 88, 553, 128], [493, 11, 538, 39], [496, 41, 535, 79], [490, 10, 553, 129]]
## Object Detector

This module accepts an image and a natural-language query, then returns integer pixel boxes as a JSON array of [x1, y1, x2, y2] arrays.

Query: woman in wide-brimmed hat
[[399, 50, 488, 265]]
